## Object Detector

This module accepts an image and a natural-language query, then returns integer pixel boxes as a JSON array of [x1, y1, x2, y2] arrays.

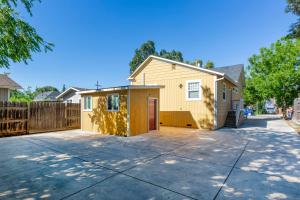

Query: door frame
[[147, 97, 159, 132]]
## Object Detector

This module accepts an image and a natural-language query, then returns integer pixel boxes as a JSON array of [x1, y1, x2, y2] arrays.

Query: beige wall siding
[[0, 88, 9, 101], [129, 88, 160, 136], [131, 59, 216, 129], [81, 90, 128, 136], [216, 79, 235, 128]]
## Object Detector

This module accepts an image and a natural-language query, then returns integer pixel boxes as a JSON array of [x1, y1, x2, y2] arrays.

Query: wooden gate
[[0, 102, 81, 137]]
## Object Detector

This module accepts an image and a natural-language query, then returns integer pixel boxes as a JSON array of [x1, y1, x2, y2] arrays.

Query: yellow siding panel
[[129, 88, 160, 136], [81, 90, 128, 136], [131, 59, 215, 129], [216, 79, 235, 128]]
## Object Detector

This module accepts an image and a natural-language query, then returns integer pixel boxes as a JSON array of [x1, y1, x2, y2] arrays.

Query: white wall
[[60, 90, 81, 103]]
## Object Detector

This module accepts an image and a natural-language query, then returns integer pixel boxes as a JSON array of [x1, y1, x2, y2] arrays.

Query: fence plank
[[0, 101, 81, 137]]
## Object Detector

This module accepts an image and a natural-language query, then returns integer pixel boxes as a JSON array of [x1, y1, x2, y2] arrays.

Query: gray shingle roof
[[0, 74, 22, 89], [34, 91, 60, 101], [210, 64, 244, 82]]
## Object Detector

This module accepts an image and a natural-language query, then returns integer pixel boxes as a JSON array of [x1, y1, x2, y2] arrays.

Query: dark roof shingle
[[0, 74, 22, 89], [34, 91, 60, 101], [211, 64, 244, 82]]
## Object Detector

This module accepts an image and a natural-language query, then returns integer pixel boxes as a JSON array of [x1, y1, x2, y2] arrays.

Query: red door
[[149, 99, 157, 131]]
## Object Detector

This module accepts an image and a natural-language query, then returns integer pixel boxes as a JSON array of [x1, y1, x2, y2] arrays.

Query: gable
[[130, 58, 216, 84], [128, 56, 237, 86]]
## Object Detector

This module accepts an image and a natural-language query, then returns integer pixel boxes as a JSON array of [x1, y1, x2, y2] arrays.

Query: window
[[83, 96, 92, 111], [222, 83, 226, 101], [67, 99, 72, 103], [107, 94, 120, 112], [186, 80, 201, 100]]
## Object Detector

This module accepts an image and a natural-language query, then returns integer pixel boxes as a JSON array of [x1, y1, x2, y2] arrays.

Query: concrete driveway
[[0, 115, 299, 199]]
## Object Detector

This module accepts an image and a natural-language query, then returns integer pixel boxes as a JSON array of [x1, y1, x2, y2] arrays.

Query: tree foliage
[[129, 41, 157, 74], [35, 86, 58, 94], [244, 37, 300, 112], [159, 49, 183, 62], [9, 85, 59, 102], [286, 0, 300, 38], [204, 60, 214, 69], [129, 40, 213, 74], [0, 0, 53, 68], [61, 84, 66, 92], [9, 87, 35, 102]]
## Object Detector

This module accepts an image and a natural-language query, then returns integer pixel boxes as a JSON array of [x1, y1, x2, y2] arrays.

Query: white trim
[[56, 87, 81, 99], [77, 90, 97, 95], [83, 96, 92, 112], [186, 80, 202, 101], [127, 89, 131, 136], [77, 85, 164, 95], [147, 97, 159, 132], [106, 93, 120, 112]]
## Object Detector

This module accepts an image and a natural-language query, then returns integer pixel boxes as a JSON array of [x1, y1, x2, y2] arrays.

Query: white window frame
[[186, 80, 202, 101], [83, 96, 92, 111], [107, 93, 120, 112], [222, 83, 226, 101]]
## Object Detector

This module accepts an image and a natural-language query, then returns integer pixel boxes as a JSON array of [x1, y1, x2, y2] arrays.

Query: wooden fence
[[294, 98, 300, 122], [0, 102, 81, 137]]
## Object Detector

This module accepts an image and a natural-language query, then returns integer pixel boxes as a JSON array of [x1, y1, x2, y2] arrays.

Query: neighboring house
[[79, 85, 162, 136], [0, 74, 22, 101], [128, 55, 245, 129], [56, 87, 88, 103], [33, 91, 60, 101]]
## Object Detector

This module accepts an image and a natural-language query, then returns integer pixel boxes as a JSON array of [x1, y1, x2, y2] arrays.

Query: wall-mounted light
[[179, 83, 183, 88]]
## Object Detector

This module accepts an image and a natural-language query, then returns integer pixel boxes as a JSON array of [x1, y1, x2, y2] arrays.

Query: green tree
[[61, 84, 66, 92], [9, 87, 35, 102], [0, 0, 53, 68], [286, 0, 300, 38], [204, 60, 214, 69], [159, 49, 183, 62], [185, 59, 204, 67], [35, 86, 58, 95], [129, 41, 157, 74], [245, 37, 300, 115]]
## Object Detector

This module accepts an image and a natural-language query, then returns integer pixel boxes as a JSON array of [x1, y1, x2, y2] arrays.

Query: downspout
[[214, 77, 225, 130]]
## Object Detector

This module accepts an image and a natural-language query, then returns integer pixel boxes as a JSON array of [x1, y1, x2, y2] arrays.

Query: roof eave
[[56, 87, 80, 99]]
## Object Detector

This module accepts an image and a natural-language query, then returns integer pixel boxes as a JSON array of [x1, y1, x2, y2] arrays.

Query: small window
[[222, 83, 226, 101], [83, 96, 92, 111], [186, 80, 201, 100], [107, 94, 120, 112]]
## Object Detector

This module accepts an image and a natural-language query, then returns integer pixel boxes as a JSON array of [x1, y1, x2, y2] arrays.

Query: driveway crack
[[213, 140, 249, 200]]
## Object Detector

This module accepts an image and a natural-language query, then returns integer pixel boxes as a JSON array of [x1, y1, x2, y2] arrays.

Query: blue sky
[[0, 0, 296, 90]]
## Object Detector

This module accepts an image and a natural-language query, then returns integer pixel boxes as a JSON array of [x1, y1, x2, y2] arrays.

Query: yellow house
[[128, 55, 245, 129], [79, 85, 161, 136]]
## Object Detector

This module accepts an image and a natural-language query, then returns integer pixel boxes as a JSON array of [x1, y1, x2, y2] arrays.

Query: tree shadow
[[88, 95, 127, 136], [197, 86, 214, 129]]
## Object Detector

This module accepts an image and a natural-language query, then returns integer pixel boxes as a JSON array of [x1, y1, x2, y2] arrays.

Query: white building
[[56, 87, 88, 103]]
